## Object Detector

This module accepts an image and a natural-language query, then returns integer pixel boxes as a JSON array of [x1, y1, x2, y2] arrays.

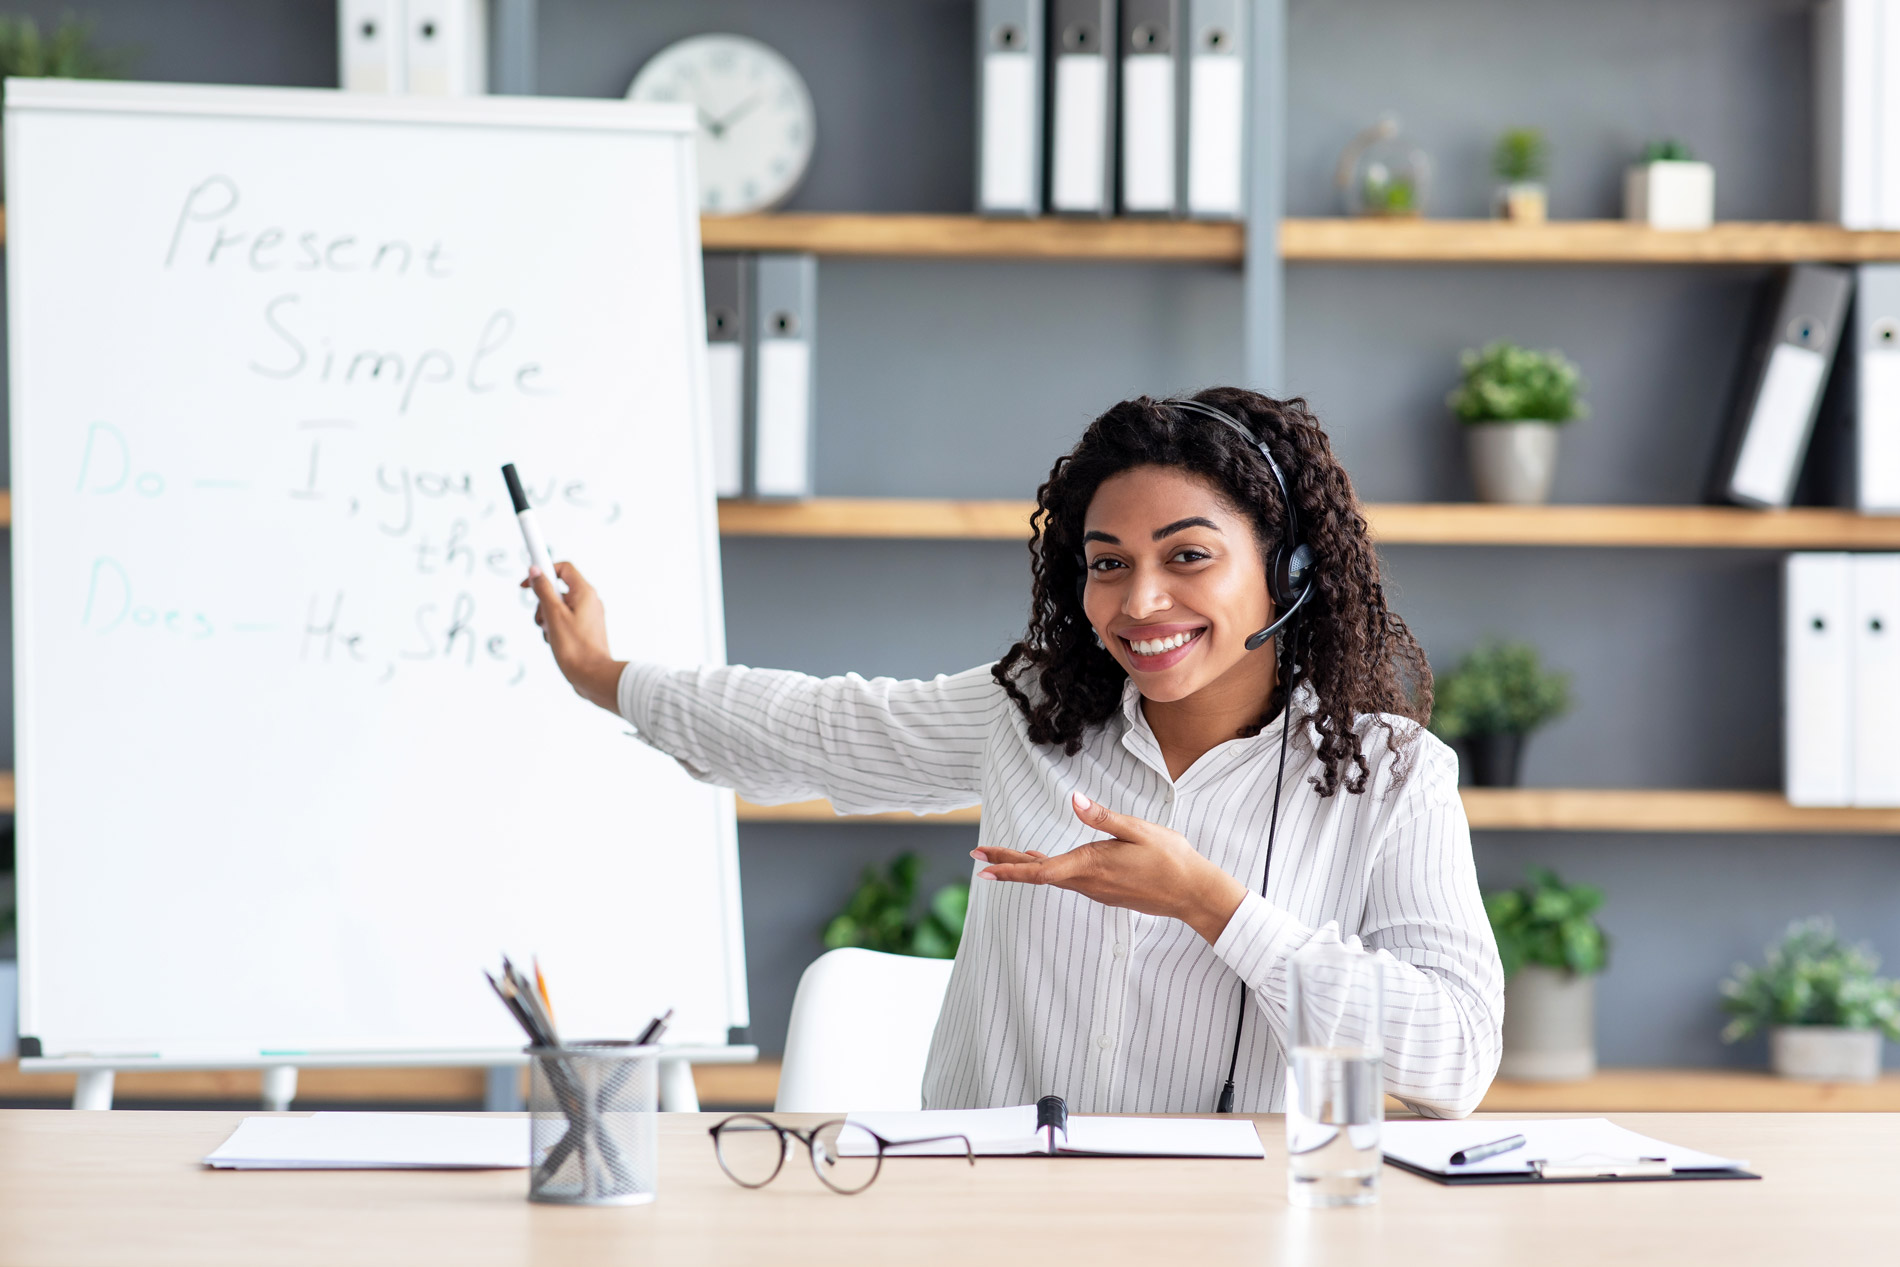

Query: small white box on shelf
[[1624, 161, 1715, 230]]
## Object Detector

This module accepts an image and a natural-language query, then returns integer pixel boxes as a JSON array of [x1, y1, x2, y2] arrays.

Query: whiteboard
[[6, 80, 745, 1059]]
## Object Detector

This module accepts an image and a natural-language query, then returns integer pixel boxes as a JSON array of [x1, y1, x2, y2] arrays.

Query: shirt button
[[1097, 1035, 1114, 1051], [1112, 942, 1127, 959]]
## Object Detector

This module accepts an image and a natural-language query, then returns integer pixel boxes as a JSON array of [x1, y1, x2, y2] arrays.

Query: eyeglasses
[[708, 1114, 974, 1195]]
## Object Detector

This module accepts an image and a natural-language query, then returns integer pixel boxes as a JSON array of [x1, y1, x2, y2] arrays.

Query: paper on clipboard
[[1381, 1118, 1748, 1179]]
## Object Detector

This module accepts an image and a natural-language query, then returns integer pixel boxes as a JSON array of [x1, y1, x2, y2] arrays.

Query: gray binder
[[976, 0, 1045, 216], [702, 253, 749, 499], [1711, 265, 1853, 508], [748, 253, 817, 500], [1184, 0, 1246, 219], [1048, 0, 1118, 216], [1120, 0, 1183, 216]]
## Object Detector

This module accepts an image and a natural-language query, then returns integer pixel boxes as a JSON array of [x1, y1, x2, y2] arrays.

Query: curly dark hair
[[992, 387, 1432, 797]]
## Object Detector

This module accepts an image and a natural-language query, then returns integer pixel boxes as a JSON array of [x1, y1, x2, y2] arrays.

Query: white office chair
[[774, 948, 956, 1114]]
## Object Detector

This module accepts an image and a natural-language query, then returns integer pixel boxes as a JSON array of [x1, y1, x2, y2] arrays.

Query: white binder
[[405, 0, 487, 96], [977, 0, 1045, 216], [1815, 0, 1880, 229], [1049, 0, 1117, 216], [703, 253, 749, 500], [1785, 553, 1855, 807], [338, 0, 405, 94], [1854, 265, 1900, 512], [1120, 0, 1181, 216], [1850, 554, 1900, 805], [1184, 0, 1246, 220], [750, 254, 817, 500]]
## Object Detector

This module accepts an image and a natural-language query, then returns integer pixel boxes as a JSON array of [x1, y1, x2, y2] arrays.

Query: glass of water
[[1285, 940, 1384, 1207]]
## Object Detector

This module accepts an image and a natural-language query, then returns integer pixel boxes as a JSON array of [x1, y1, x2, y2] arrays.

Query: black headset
[[1074, 396, 1320, 1114]]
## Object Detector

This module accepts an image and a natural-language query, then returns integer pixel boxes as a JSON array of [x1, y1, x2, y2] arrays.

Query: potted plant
[[1429, 640, 1572, 786], [0, 15, 127, 198], [822, 853, 969, 959], [1492, 127, 1548, 223], [1446, 340, 1586, 504], [1485, 867, 1609, 1080], [1624, 138, 1714, 231], [1720, 918, 1900, 1083]]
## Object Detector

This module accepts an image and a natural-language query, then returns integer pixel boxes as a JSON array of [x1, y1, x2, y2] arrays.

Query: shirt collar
[[1116, 678, 1318, 786]]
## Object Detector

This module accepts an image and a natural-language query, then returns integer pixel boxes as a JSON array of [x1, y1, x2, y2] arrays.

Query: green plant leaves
[[1428, 641, 1573, 741], [1719, 917, 1900, 1042], [1493, 128, 1548, 183], [1446, 341, 1587, 424], [0, 15, 126, 79], [1484, 867, 1609, 979], [820, 853, 970, 960]]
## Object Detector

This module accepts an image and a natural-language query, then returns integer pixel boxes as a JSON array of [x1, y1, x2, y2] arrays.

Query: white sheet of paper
[[844, 1107, 1263, 1159], [1059, 1115, 1264, 1159], [1381, 1118, 1747, 1177], [845, 1106, 1044, 1156], [204, 1112, 529, 1170]]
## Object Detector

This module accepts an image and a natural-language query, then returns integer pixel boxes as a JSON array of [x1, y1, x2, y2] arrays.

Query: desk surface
[[2, 1109, 1894, 1267]]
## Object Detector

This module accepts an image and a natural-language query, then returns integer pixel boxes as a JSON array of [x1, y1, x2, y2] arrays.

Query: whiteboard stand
[[25, 1047, 757, 1111]]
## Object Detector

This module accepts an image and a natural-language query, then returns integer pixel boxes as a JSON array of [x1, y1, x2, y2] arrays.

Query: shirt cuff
[[1209, 891, 1312, 991], [617, 661, 668, 732]]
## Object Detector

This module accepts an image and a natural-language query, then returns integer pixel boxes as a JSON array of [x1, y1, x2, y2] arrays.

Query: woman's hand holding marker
[[973, 792, 1249, 946], [523, 562, 626, 714]]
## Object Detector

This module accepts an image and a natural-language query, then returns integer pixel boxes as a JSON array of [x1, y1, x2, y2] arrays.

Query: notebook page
[[204, 1113, 528, 1170], [1058, 1116, 1266, 1159], [844, 1106, 1044, 1156]]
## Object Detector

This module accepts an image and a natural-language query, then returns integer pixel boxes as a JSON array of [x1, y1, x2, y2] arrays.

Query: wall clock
[[629, 34, 817, 214]]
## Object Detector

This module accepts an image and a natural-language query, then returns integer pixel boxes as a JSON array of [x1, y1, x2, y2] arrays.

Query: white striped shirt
[[620, 661, 1504, 1118]]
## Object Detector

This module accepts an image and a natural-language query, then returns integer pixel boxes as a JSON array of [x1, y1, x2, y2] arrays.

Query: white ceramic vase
[[1768, 1026, 1882, 1083], [1466, 420, 1561, 504], [1499, 965, 1596, 1081]]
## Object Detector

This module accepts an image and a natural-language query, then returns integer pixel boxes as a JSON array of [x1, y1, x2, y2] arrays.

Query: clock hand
[[710, 93, 764, 132], [696, 105, 725, 139]]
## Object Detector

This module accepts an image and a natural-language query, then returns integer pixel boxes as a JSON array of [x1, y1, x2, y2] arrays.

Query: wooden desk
[[1, 1109, 1894, 1266]]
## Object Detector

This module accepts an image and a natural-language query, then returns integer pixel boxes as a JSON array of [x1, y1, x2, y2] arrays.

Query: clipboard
[[1387, 1155, 1761, 1186], [1381, 1118, 1760, 1187]]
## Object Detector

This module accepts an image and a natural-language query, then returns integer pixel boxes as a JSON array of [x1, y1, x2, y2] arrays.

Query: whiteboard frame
[[5, 77, 749, 1059]]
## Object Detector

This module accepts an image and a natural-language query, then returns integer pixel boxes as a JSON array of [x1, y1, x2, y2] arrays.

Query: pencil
[[533, 956, 556, 1026]]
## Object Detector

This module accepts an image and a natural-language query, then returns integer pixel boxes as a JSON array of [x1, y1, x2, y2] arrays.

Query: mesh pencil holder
[[527, 1043, 660, 1206]]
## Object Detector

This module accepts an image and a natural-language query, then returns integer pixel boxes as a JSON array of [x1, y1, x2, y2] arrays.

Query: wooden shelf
[[717, 499, 1900, 549], [700, 213, 1243, 263], [2, 496, 1889, 548], [697, 214, 1900, 265], [1282, 218, 1900, 264], [17, 1058, 1876, 1113], [1477, 1069, 1900, 1113], [740, 790, 1900, 834]]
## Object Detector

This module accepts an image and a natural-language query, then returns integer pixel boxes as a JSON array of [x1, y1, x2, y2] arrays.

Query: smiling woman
[[524, 388, 1504, 1118]]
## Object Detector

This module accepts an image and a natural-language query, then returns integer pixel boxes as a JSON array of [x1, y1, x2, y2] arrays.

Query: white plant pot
[[1465, 420, 1562, 504], [1768, 1026, 1882, 1082], [1624, 161, 1715, 230], [1499, 965, 1596, 1081]]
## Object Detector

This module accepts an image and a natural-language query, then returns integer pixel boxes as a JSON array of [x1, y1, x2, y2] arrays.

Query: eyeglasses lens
[[714, 1116, 786, 1187], [809, 1121, 882, 1194]]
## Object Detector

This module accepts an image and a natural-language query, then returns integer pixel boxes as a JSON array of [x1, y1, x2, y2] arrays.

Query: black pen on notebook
[[1450, 1133, 1526, 1165], [501, 463, 565, 592]]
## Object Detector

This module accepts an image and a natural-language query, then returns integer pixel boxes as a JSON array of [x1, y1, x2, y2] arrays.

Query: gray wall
[[2, 0, 1894, 1071]]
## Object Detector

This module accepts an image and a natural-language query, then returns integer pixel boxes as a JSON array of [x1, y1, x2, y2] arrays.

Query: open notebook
[[845, 1098, 1265, 1159]]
